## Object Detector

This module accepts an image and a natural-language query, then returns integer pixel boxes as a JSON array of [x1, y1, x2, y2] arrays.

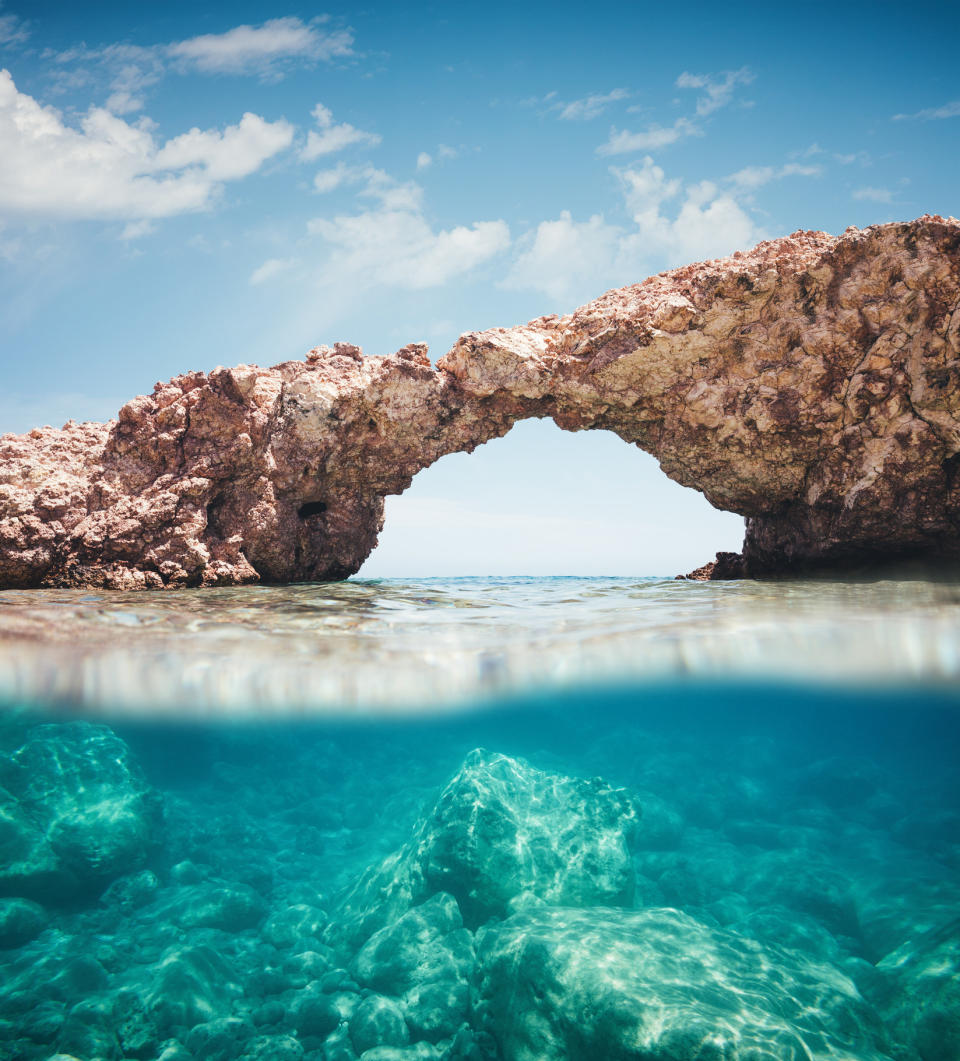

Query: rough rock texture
[[1, 215, 959, 586]]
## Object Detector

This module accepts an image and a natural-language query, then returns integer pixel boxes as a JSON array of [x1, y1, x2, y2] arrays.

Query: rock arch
[[1, 215, 958, 588]]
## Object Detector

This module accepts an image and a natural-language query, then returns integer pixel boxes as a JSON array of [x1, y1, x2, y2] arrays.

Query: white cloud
[[853, 186, 893, 203], [119, 219, 156, 240], [168, 16, 353, 78], [313, 162, 354, 192], [502, 212, 622, 302], [0, 5, 28, 47], [597, 117, 699, 156], [154, 112, 294, 180], [307, 185, 510, 289], [893, 100, 960, 121], [249, 257, 296, 285], [559, 89, 628, 121], [301, 102, 380, 160], [676, 68, 754, 116], [729, 162, 821, 189], [504, 157, 762, 305], [416, 145, 458, 170], [0, 69, 294, 221]]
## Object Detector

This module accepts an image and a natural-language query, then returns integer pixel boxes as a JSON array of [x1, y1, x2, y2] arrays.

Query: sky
[[0, 0, 957, 575]]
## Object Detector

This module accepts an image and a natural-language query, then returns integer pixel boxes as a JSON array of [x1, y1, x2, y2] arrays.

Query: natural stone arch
[[0, 215, 958, 588]]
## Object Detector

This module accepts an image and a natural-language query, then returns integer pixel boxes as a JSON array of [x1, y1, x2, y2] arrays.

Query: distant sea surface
[[0, 576, 958, 1059]]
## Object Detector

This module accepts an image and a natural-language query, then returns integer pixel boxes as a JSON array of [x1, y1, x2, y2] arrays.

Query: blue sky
[[0, 1, 956, 575]]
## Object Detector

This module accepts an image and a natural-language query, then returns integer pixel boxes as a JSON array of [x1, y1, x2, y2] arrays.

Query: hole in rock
[[298, 501, 328, 519], [358, 419, 745, 577]]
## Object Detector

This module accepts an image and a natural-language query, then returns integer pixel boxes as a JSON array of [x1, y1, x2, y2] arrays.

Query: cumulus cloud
[[676, 68, 754, 116], [309, 210, 509, 289], [0, 69, 294, 221], [893, 100, 960, 122], [502, 212, 622, 302], [504, 157, 762, 304], [168, 17, 353, 78], [301, 102, 380, 160], [558, 89, 628, 121], [307, 168, 509, 289], [597, 117, 699, 156]]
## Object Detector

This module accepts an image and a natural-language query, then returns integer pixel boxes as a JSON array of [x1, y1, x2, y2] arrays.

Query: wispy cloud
[[893, 100, 960, 122], [300, 103, 380, 160], [0, 4, 28, 47], [852, 186, 894, 204], [415, 144, 457, 170], [168, 16, 353, 78], [729, 162, 822, 189], [41, 16, 354, 114], [249, 257, 297, 285], [597, 117, 699, 156], [558, 89, 629, 121], [675, 68, 754, 116]]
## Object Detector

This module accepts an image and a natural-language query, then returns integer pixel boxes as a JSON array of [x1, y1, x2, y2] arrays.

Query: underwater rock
[[0, 896, 47, 948], [2, 215, 959, 586], [352, 893, 474, 1043], [474, 905, 891, 1061], [874, 917, 960, 1061], [172, 881, 267, 932], [262, 902, 327, 948], [327, 749, 641, 950], [0, 722, 161, 900], [141, 943, 244, 1037], [348, 995, 410, 1055]]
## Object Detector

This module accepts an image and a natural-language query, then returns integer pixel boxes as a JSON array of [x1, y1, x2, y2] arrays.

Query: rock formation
[[1, 214, 958, 587]]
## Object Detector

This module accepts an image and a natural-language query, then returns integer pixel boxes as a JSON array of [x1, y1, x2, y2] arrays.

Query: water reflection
[[1, 576, 959, 715]]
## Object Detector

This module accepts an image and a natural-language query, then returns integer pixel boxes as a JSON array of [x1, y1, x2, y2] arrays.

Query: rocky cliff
[[1, 214, 958, 588]]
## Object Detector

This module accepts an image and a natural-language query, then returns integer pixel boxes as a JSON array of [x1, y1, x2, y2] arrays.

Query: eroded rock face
[[1, 215, 958, 586]]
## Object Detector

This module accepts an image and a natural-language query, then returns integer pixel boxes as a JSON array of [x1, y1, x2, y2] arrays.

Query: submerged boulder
[[874, 917, 960, 1061], [327, 749, 641, 951], [474, 906, 891, 1061], [0, 721, 162, 900], [352, 892, 474, 1043]]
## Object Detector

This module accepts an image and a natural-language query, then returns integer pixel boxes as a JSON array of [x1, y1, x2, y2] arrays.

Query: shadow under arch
[[359, 418, 745, 578]]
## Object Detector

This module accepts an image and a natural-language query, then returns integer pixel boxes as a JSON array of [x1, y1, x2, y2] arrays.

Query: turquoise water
[[1, 578, 960, 1059]]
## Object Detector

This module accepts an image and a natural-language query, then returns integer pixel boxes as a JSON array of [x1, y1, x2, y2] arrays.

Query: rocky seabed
[[0, 705, 958, 1061]]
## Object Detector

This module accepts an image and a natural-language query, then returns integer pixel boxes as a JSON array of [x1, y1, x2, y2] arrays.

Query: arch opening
[[358, 419, 745, 578]]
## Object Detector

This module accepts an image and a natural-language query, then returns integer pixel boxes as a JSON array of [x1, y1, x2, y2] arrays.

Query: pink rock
[[1, 215, 959, 588]]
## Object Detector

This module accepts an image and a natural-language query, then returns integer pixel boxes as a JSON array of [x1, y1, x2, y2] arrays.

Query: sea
[[0, 575, 958, 1061]]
